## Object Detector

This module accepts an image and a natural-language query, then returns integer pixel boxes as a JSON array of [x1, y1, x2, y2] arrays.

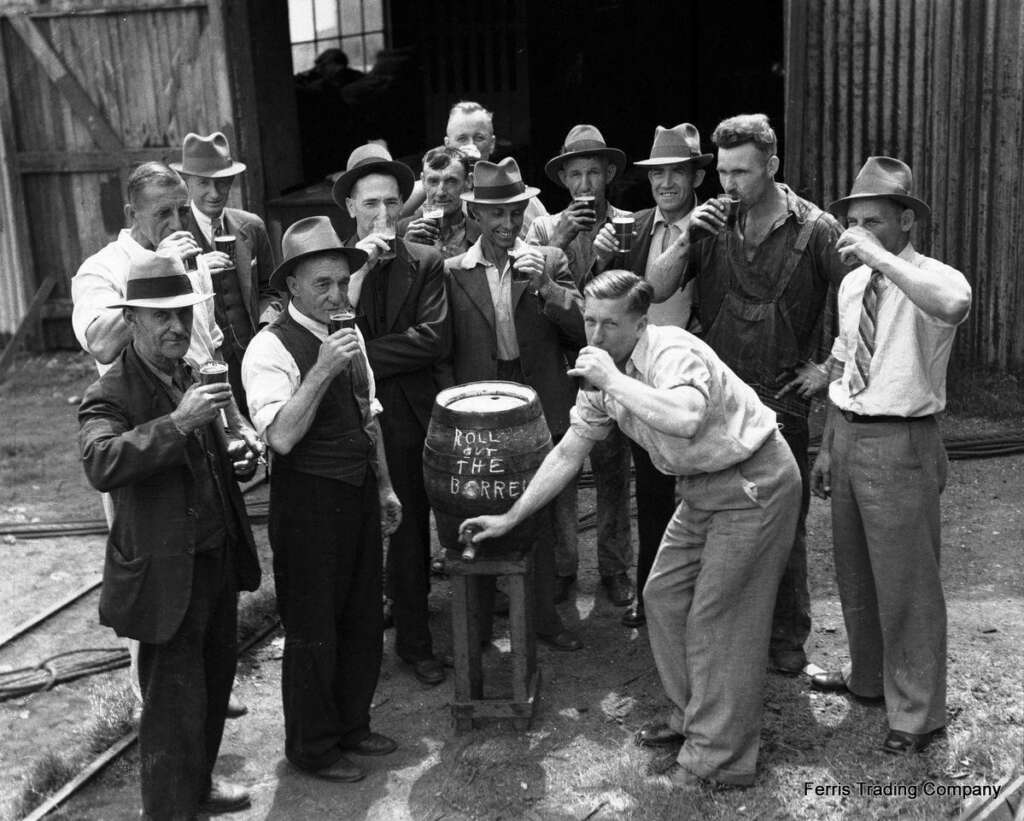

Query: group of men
[[71, 99, 970, 816]]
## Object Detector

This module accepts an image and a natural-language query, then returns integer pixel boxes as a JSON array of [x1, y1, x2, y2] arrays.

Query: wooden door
[[0, 1, 235, 347]]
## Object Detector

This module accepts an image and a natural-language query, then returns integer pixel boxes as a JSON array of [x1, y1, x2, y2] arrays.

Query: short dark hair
[[127, 162, 184, 208], [583, 270, 653, 316], [422, 145, 471, 176], [711, 114, 778, 157]]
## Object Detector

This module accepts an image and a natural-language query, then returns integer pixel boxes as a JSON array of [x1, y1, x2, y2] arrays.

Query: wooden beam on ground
[[0, 275, 57, 381]]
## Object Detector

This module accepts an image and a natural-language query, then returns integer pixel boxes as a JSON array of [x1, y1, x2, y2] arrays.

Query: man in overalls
[[646, 113, 848, 674]]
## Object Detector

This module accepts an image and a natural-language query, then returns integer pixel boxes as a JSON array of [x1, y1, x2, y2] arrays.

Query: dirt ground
[[1, 352, 1022, 820]]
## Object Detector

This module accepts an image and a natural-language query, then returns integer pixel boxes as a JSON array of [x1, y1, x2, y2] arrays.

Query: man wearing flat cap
[[809, 157, 971, 756], [172, 132, 281, 413], [594, 123, 713, 628], [242, 216, 403, 782], [79, 252, 262, 818], [526, 124, 635, 611], [332, 144, 450, 687], [648, 113, 849, 674], [439, 156, 586, 651]]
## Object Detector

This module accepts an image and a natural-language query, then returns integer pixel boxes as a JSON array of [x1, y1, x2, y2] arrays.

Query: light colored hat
[[268, 216, 369, 290], [170, 132, 247, 178], [331, 143, 415, 205], [461, 158, 540, 205], [828, 156, 930, 222], [108, 251, 212, 309], [634, 123, 714, 168], [544, 124, 627, 185]]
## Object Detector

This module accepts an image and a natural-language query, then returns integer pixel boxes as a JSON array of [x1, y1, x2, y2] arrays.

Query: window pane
[[292, 42, 317, 74], [288, 0, 314, 42], [340, 0, 362, 34], [363, 0, 384, 30], [342, 35, 365, 72], [314, 0, 339, 38], [363, 32, 384, 69]]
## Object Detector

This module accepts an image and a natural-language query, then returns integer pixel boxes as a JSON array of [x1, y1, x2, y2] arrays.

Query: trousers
[[630, 440, 676, 603], [269, 469, 383, 771], [644, 431, 799, 785], [830, 414, 947, 734]]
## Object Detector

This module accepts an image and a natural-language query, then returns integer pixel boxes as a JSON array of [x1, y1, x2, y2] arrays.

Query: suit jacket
[[346, 236, 448, 440], [79, 345, 261, 644], [626, 207, 658, 277], [186, 207, 281, 328], [441, 245, 585, 437]]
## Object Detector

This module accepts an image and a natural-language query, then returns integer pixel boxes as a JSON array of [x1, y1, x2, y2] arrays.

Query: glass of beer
[[723, 197, 742, 231], [374, 215, 397, 262], [199, 361, 230, 428], [423, 207, 444, 229], [508, 248, 531, 283], [327, 311, 356, 334], [612, 215, 635, 266], [213, 235, 237, 267], [573, 194, 597, 230]]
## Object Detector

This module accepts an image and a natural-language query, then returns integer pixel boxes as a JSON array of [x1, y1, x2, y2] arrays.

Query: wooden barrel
[[424, 381, 552, 556]]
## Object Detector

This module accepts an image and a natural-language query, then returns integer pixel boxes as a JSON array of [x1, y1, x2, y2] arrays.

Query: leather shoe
[[601, 572, 635, 607], [537, 629, 583, 651], [199, 779, 251, 814], [225, 694, 248, 719], [621, 603, 645, 628], [343, 732, 397, 756], [411, 657, 445, 686], [810, 671, 884, 705], [302, 755, 365, 782], [635, 721, 686, 748], [881, 727, 945, 755], [553, 574, 576, 604], [770, 649, 807, 676]]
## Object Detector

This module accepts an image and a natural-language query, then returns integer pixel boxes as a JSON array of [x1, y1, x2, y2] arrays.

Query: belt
[[841, 410, 933, 424]]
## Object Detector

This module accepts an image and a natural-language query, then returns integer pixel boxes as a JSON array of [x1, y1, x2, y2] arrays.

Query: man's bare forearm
[[265, 364, 334, 454], [368, 417, 394, 490], [500, 431, 591, 529]]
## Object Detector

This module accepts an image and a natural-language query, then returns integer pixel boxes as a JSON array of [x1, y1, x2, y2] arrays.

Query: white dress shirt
[[459, 236, 522, 360], [646, 207, 697, 329]]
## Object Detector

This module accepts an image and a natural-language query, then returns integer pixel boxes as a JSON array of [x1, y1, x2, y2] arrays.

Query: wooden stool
[[448, 551, 539, 732]]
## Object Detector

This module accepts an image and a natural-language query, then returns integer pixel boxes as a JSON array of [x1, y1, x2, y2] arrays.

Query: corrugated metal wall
[[785, 0, 1024, 371]]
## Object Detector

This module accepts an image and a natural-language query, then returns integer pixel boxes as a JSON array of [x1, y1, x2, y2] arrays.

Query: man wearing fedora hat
[[79, 251, 262, 818], [647, 113, 849, 675], [172, 132, 280, 414], [809, 157, 971, 755], [439, 156, 586, 651], [242, 216, 403, 781], [590, 123, 713, 628], [526, 124, 635, 610], [332, 143, 450, 687]]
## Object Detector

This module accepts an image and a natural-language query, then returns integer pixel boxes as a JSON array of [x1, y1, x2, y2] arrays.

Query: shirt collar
[[190, 201, 214, 236], [132, 341, 184, 390], [651, 198, 698, 234], [461, 236, 526, 270], [626, 325, 654, 375], [288, 299, 329, 339]]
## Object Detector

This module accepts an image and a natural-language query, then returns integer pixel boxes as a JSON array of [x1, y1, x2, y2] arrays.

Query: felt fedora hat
[[544, 124, 628, 185], [828, 156, 930, 222], [331, 143, 415, 206], [461, 157, 540, 205], [634, 123, 714, 168], [268, 216, 368, 291], [170, 132, 247, 178], [108, 251, 213, 310]]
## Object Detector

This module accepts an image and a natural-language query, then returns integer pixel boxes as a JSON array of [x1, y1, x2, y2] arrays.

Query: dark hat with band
[[828, 156, 930, 223], [461, 158, 540, 205]]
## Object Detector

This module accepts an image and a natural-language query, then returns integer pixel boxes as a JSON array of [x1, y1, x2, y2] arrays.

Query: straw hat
[[108, 251, 212, 309]]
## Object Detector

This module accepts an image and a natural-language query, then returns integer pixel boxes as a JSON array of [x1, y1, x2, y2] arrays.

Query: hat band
[[125, 274, 195, 301], [180, 156, 235, 175], [561, 138, 611, 154], [649, 143, 699, 160], [473, 180, 527, 200]]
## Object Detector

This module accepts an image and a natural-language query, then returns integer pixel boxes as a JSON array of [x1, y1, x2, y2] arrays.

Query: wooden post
[[0, 275, 57, 381]]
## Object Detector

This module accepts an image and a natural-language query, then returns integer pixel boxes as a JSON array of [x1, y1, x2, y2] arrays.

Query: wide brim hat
[[634, 123, 714, 168], [828, 156, 930, 222], [269, 216, 369, 290], [544, 124, 627, 185], [108, 251, 213, 309], [170, 131, 247, 178], [461, 157, 540, 205], [331, 143, 415, 206]]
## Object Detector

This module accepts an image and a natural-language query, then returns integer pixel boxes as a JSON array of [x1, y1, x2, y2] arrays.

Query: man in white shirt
[[809, 157, 972, 756], [461, 271, 800, 789], [242, 216, 402, 783]]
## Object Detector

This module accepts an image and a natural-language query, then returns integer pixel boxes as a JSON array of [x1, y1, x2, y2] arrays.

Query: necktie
[[660, 222, 680, 254], [848, 271, 884, 396], [211, 217, 223, 239]]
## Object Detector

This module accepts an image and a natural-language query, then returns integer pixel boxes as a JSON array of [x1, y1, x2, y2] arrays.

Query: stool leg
[[451, 574, 483, 703], [507, 572, 529, 706]]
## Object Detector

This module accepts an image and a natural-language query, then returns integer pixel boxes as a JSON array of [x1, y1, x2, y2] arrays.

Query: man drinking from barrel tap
[[439, 156, 586, 652], [461, 270, 800, 790], [173, 131, 281, 413]]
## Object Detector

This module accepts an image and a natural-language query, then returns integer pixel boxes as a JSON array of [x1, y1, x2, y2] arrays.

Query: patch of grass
[[9, 751, 78, 820]]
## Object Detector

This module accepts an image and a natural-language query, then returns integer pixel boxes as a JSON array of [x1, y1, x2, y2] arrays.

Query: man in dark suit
[[332, 144, 450, 686], [173, 131, 282, 412], [593, 123, 713, 627], [79, 251, 261, 819], [440, 157, 585, 651]]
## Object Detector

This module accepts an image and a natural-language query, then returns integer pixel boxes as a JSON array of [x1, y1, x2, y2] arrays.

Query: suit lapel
[[454, 264, 495, 329]]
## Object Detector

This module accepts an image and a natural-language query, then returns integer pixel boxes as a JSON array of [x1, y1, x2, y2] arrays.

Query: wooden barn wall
[[785, 0, 1024, 371], [0, 1, 237, 346]]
